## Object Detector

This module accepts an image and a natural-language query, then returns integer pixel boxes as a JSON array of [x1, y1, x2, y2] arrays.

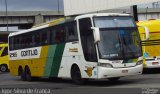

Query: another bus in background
[[0, 43, 9, 72], [137, 19, 160, 68]]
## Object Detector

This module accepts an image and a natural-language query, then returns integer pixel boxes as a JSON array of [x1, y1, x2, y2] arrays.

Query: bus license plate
[[122, 70, 128, 73], [152, 62, 158, 65]]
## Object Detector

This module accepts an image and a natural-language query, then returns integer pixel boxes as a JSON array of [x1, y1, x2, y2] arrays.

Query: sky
[[0, 0, 64, 11], [0, 0, 160, 11]]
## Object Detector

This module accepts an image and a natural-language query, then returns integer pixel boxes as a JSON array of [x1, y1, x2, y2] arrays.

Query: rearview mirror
[[138, 26, 150, 40], [91, 27, 100, 43]]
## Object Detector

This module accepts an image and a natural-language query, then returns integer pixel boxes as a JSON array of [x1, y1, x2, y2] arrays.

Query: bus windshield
[[94, 16, 142, 60]]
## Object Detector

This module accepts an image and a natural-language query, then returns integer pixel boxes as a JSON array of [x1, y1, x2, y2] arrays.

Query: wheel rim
[[1, 65, 6, 72]]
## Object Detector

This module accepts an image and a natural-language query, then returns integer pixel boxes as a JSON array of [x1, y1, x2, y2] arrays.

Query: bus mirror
[[138, 26, 150, 40], [144, 26, 150, 40], [91, 27, 100, 43]]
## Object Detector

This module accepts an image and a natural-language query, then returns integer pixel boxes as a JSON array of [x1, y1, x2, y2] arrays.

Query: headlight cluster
[[98, 63, 113, 68], [136, 60, 143, 65]]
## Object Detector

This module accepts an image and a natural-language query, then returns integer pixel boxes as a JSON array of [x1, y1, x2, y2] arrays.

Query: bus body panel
[[98, 64, 142, 78], [0, 43, 9, 71], [137, 20, 160, 68]]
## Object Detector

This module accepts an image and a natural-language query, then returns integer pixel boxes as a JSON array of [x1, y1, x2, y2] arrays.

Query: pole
[[5, 0, 8, 31], [130, 5, 138, 21], [146, 7, 148, 20], [57, 0, 59, 14]]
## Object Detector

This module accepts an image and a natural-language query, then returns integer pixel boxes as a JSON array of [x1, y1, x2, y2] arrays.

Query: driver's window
[[79, 18, 97, 62]]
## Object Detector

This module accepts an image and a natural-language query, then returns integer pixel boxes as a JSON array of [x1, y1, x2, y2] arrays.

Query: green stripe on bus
[[44, 45, 57, 77], [50, 43, 65, 77]]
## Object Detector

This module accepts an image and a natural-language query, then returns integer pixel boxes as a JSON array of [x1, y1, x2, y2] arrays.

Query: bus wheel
[[0, 64, 8, 72], [25, 67, 32, 81], [71, 66, 86, 85], [18, 67, 26, 81], [108, 77, 120, 82]]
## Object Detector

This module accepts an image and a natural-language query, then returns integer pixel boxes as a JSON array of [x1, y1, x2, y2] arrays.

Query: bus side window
[[35, 33, 41, 46], [50, 27, 57, 44], [14, 37, 19, 50], [9, 37, 14, 50], [41, 30, 48, 45], [65, 22, 78, 42], [1, 47, 8, 57], [55, 26, 65, 43], [20, 36, 24, 49]]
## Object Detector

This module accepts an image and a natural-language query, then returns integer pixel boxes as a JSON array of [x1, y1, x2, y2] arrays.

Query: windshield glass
[[94, 16, 135, 28], [94, 16, 142, 60]]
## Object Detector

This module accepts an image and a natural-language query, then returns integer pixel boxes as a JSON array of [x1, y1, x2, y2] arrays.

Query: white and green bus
[[9, 13, 143, 84]]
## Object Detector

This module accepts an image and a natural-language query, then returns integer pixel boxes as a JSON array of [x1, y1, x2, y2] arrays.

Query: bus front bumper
[[144, 60, 160, 68], [97, 64, 143, 79]]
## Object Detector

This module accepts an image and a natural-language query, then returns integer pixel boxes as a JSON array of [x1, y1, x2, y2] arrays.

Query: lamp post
[[5, 0, 8, 31], [57, 0, 59, 14], [146, 7, 148, 20]]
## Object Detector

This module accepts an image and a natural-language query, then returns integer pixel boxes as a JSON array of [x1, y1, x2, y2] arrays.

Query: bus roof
[[9, 13, 131, 37], [9, 18, 66, 37], [137, 19, 160, 33], [75, 13, 130, 20]]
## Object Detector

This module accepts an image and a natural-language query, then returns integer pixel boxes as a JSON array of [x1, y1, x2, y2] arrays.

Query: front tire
[[71, 66, 86, 85], [0, 64, 8, 72]]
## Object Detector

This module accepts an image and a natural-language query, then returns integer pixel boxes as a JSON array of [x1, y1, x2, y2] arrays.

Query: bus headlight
[[136, 61, 142, 65], [98, 63, 113, 68]]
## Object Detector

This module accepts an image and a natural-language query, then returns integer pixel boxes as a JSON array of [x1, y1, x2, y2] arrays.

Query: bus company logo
[[69, 48, 78, 52], [21, 49, 38, 57], [85, 67, 94, 77]]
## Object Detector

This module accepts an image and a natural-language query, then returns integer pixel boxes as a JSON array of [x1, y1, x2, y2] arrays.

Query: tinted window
[[79, 18, 97, 62], [65, 22, 78, 42], [9, 20, 78, 50], [41, 28, 50, 45], [51, 25, 65, 44], [1, 47, 8, 57]]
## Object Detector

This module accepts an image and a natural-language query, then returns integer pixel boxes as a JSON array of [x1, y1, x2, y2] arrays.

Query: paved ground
[[0, 69, 160, 94]]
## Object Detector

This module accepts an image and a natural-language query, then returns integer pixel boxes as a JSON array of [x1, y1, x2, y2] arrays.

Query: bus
[[9, 13, 144, 84], [0, 43, 9, 72], [137, 19, 160, 68]]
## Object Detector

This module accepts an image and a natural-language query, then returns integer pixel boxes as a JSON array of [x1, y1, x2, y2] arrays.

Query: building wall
[[138, 13, 160, 21], [64, 0, 160, 16]]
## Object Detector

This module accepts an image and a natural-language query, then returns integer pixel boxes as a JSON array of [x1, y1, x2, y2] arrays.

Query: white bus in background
[[9, 13, 143, 84]]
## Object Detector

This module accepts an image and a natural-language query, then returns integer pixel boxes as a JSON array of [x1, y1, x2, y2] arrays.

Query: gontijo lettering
[[21, 49, 38, 57]]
